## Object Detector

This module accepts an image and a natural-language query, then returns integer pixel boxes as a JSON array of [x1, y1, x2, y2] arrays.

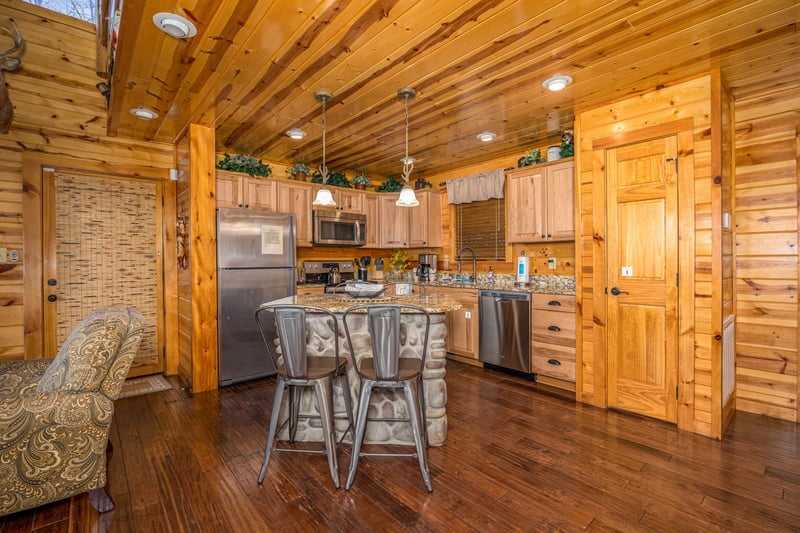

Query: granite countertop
[[267, 293, 461, 313], [391, 274, 576, 296]]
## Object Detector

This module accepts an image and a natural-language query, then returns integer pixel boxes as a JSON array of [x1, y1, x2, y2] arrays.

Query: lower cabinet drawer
[[532, 341, 576, 381]]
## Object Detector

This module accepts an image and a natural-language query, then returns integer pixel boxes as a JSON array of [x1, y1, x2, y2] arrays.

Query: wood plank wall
[[0, 0, 173, 362], [576, 75, 721, 437], [733, 87, 800, 424], [176, 136, 192, 384]]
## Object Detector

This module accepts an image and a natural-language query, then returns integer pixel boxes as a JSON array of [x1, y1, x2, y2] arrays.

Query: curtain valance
[[446, 168, 505, 204]]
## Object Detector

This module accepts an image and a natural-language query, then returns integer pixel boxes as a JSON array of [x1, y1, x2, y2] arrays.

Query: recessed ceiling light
[[130, 107, 158, 120], [476, 131, 497, 142], [542, 75, 573, 91], [153, 13, 197, 39], [286, 128, 307, 139]]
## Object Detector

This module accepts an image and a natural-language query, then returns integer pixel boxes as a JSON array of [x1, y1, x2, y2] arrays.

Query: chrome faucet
[[456, 246, 476, 282]]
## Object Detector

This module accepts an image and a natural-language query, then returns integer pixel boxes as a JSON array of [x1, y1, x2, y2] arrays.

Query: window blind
[[455, 198, 506, 261]]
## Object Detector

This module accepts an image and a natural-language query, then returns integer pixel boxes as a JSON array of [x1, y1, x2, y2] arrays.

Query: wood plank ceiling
[[109, 0, 800, 178]]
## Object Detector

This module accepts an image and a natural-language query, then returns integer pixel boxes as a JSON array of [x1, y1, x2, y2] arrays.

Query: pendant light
[[312, 90, 336, 207], [396, 87, 419, 207]]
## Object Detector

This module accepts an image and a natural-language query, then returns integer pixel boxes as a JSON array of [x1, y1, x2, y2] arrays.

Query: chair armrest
[[0, 359, 54, 396]]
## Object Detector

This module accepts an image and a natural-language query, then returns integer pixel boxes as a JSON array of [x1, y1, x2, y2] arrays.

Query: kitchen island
[[263, 292, 460, 447]]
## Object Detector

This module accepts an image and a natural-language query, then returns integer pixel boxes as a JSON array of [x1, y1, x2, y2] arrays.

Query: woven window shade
[[455, 198, 506, 261]]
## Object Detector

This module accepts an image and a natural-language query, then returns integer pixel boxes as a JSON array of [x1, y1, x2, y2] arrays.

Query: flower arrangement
[[560, 129, 574, 158], [287, 162, 310, 180], [517, 149, 542, 168], [388, 249, 410, 272], [217, 153, 272, 177]]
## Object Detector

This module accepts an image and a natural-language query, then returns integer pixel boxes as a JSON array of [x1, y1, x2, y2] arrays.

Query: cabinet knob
[[48, 294, 57, 302]]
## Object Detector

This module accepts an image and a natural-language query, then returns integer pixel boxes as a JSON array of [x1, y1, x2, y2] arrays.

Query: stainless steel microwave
[[312, 210, 366, 247]]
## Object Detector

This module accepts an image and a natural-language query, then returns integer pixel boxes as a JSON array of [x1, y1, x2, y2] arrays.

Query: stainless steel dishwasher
[[478, 290, 531, 373]]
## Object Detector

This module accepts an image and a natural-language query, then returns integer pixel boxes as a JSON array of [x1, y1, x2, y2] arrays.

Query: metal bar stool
[[342, 303, 432, 492], [254, 304, 354, 488]]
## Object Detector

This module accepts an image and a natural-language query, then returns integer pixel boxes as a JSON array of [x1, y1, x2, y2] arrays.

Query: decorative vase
[[354, 183, 366, 190], [294, 171, 307, 182]]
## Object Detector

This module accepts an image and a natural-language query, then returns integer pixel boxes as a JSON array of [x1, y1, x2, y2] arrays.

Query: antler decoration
[[0, 19, 24, 134]]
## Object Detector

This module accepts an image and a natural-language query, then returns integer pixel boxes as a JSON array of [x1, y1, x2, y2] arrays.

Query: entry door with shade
[[42, 170, 164, 377], [606, 136, 678, 422]]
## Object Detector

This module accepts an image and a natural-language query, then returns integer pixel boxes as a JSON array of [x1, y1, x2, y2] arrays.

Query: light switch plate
[[548, 257, 557, 269]]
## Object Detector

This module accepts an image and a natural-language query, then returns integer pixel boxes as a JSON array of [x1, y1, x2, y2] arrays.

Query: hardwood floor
[[2, 361, 799, 532]]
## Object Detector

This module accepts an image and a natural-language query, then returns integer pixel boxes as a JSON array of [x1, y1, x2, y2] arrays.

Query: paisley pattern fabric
[[0, 307, 145, 517]]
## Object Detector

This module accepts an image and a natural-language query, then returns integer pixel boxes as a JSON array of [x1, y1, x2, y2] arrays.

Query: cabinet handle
[[547, 325, 561, 332], [547, 300, 561, 306], [547, 359, 561, 366]]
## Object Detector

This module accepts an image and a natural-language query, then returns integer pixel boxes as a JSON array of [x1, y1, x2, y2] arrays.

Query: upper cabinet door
[[276, 181, 313, 247], [546, 162, 575, 241], [378, 194, 409, 248], [216, 170, 244, 208]]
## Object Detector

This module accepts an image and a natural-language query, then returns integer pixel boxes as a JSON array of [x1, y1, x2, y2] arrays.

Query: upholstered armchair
[[0, 306, 146, 517]]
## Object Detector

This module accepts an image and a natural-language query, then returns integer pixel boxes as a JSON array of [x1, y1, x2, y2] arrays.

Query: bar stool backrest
[[366, 306, 402, 380], [255, 304, 340, 379], [274, 307, 308, 378]]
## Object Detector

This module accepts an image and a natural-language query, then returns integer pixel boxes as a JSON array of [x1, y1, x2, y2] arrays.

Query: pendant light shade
[[312, 90, 336, 207], [396, 87, 418, 208]]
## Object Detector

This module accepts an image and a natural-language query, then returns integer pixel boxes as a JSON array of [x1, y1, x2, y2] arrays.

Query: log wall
[[0, 0, 173, 362], [733, 87, 799, 423]]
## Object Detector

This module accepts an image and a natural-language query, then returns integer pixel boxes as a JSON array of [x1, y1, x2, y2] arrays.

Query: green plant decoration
[[287, 162, 310, 177], [517, 149, 542, 168], [310, 170, 352, 188], [375, 175, 405, 192], [388, 249, 410, 272], [217, 153, 272, 177], [351, 174, 370, 186]]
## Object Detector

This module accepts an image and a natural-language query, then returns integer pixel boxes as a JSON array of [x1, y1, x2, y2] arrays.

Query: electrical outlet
[[0, 247, 6, 263], [548, 257, 557, 269]]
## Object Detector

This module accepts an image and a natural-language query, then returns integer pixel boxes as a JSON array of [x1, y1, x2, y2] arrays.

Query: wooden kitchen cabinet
[[380, 190, 443, 248], [435, 286, 480, 365], [408, 190, 444, 248], [531, 293, 576, 389], [313, 186, 365, 214], [507, 159, 574, 243], [216, 170, 277, 210], [276, 181, 313, 247], [378, 193, 409, 248], [364, 192, 380, 248]]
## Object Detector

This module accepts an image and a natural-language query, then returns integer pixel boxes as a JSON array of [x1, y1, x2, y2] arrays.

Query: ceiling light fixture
[[153, 13, 198, 39], [286, 128, 307, 139], [396, 87, 419, 207], [130, 106, 158, 120], [312, 90, 336, 207], [476, 131, 497, 142], [542, 75, 573, 91]]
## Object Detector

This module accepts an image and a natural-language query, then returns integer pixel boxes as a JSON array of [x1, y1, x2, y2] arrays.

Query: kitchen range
[[301, 260, 356, 292]]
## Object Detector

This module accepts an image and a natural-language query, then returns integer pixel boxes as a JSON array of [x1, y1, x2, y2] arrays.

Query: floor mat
[[118, 374, 172, 399]]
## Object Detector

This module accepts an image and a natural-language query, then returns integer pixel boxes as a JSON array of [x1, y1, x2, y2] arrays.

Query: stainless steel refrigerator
[[217, 208, 296, 386]]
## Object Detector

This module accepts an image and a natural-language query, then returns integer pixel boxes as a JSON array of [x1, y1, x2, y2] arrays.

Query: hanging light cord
[[319, 97, 329, 182], [402, 95, 413, 183]]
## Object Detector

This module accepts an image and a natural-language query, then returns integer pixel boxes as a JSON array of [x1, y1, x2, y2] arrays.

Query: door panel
[[43, 170, 164, 377], [607, 136, 678, 422]]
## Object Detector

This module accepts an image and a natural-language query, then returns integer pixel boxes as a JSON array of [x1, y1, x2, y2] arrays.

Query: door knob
[[47, 295, 57, 302], [47, 278, 57, 286], [610, 287, 629, 296]]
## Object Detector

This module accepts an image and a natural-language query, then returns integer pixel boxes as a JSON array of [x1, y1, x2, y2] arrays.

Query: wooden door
[[364, 193, 380, 248], [507, 169, 542, 242], [216, 170, 243, 208], [546, 162, 575, 241], [606, 136, 678, 422], [408, 190, 429, 247], [43, 170, 164, 377]]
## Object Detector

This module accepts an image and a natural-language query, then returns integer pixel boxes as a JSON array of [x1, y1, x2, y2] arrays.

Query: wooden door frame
[[590, 119, 695, 430], [22, 154, 177, 373]]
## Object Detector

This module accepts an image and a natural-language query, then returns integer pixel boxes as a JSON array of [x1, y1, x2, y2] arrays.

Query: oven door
[[313, 211, 366, 246]]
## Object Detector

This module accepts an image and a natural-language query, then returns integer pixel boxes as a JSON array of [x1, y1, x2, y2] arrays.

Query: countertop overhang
[[265, 293, 461, 313]]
